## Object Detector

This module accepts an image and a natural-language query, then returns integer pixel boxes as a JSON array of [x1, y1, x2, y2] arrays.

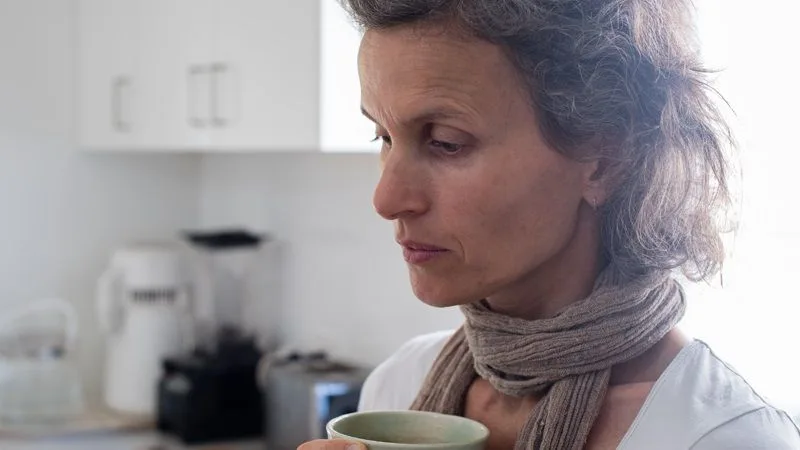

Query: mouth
[[398, 240, 450, 265]]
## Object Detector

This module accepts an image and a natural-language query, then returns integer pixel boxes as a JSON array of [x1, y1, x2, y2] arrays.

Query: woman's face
[[359, 22, 600, 308]]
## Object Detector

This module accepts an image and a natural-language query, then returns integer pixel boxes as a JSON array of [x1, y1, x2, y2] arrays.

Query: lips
[[399, 240, 449, 264]]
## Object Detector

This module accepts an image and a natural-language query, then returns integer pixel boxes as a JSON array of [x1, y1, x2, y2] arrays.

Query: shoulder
[[358, 330, 454, 411], [622, 340, 800, 449], [691, 406, 800, 449]]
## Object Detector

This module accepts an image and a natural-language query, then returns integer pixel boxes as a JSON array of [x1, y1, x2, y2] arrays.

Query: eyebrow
[[360, 106, 472, 128], [360, 107, 378, 124]]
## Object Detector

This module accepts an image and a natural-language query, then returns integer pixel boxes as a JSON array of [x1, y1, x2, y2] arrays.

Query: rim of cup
[[326, 410, 491, 449]]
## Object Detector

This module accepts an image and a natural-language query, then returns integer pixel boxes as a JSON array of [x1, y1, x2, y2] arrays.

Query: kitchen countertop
[[0, 430, 264, 450], [0, 407, 265, 449]]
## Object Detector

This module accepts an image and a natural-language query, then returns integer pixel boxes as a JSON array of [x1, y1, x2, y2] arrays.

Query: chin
[[410, 278, 477, 308], [417, 295, 466, 309]]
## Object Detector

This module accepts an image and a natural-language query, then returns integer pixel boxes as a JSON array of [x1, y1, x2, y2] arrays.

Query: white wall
[[199, 154, 462, 367], [0, 0, 201, 403]]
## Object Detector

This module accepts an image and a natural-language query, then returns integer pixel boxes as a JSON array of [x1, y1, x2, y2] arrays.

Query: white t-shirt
[[358, 331, 800, 449]]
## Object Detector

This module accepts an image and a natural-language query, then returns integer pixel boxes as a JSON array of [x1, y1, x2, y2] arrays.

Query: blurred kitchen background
[[0, 0, 797, 448]]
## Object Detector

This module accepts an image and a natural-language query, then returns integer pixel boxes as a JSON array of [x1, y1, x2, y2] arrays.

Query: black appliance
[[156, 328, 263, 444]]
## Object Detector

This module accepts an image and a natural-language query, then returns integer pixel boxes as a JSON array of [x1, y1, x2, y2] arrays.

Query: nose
[[373, 150, 430, 221]]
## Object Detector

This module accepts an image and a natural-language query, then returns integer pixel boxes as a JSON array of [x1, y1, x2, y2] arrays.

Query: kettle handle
[[0, 298, 79, 350], [39, 298, 79, 350], [96, 266, 124, 335]]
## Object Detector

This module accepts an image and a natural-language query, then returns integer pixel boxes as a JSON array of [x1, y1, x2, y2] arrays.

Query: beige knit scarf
[[410, 268, 685, 450]]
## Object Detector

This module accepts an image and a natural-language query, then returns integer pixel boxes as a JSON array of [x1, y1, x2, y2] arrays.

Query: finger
[[297, 439, 367, 450]]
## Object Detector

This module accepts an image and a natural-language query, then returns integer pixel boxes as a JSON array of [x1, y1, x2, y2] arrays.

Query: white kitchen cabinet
[[77, 0, 143, 150], [206, 0, 320, 151], [76, 0, 378, 153], [78, 0, 215, 151], [135, 0, 214, 150]]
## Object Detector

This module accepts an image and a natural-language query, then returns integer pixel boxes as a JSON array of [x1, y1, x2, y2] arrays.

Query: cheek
[[405, 152, 585, 306], [459, 161, 584, 268]]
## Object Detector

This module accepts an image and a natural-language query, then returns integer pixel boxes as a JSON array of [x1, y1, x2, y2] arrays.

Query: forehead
[[360, 23, 499, 81], [358, 22, 529, 125]]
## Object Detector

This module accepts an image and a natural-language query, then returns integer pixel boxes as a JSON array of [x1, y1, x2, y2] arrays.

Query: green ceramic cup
[[326, 410, 489, 450]]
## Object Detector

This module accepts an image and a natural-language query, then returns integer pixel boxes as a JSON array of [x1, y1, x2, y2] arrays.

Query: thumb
[[339, 441, 367, 450], [297, 439, 367, 450]]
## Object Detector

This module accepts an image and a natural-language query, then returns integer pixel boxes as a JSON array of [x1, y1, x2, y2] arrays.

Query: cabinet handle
[[111, 76, 131, 133], [210, 63, 228, 127], [188, 65, 208, 128]]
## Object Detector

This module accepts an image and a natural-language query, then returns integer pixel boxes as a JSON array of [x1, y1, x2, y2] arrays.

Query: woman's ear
[[581, 158, 616, 209]]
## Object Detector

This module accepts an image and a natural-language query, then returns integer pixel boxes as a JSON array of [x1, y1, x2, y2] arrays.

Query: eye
[[371, 135, 392, 147], [429, 139, 464, 155]]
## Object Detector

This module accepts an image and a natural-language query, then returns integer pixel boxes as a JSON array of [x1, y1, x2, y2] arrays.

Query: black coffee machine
[[156, 327, 264, 444]]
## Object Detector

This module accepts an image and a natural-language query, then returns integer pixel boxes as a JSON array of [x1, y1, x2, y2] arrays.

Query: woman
[[302, 0, 800, 448]]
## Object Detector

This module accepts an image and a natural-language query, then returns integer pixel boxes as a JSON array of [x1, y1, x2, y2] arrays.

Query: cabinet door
[[77, 0, 143, 150], [320, 0, 379, 153], [136, 0, 213, 150], [207, 0, 321, 151]]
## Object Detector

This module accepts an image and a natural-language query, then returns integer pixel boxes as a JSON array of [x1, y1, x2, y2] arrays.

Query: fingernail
[[346, 444, 364, 450]]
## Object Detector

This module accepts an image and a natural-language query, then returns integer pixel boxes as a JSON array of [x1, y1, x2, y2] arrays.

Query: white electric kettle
[[96, 242, 204, 417]]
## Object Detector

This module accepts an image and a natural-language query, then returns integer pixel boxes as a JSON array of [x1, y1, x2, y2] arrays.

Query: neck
[[485, 203, 604, 320]]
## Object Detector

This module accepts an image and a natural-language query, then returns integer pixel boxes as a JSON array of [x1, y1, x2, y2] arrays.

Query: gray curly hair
[[341, 0, 734, 282]]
